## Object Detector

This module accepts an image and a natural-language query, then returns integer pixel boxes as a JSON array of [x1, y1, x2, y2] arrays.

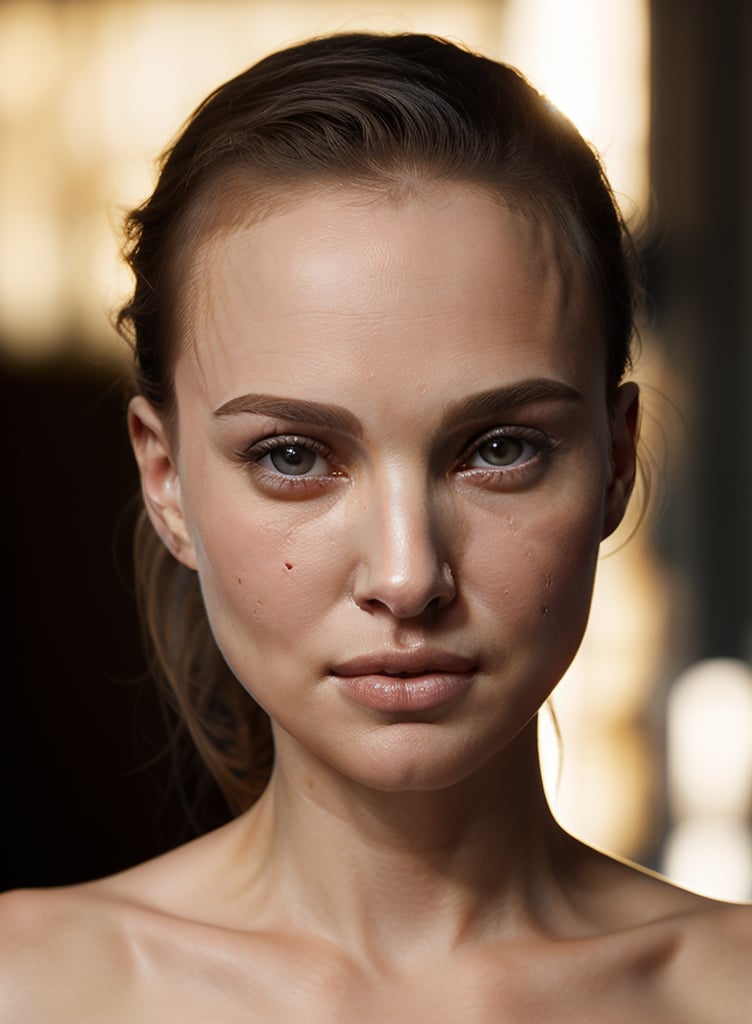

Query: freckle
[[236, 577, 242, 586], [284, 562, 293, 571]]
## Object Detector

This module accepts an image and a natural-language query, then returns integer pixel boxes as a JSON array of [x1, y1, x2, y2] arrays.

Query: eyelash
[[456, 426, 558, 478], [238, 434, 342, 493], [237, 425, 558, 494]]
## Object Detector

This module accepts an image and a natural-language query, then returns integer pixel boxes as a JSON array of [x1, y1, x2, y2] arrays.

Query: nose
[[351, 472, 456, 619]]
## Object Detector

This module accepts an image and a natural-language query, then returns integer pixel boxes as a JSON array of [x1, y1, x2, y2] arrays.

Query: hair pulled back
[[119, 32, 636, 814]]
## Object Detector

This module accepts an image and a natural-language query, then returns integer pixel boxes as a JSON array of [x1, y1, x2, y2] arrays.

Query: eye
[[255, 439, 331, 477], [462, 429, 542, 470], [262, 442, 327, 476], [237, 432, 347, 496], [467, 435, 533, 468]]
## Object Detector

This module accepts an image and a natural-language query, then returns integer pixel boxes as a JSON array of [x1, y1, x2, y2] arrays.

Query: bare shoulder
[[611, 860, 752, 1020], [665, 899, 752, 1020], [0, 883, 137, 1023], [684, 897, 752, 948], [562, 837, 752, 1019], [0, 823, 262, 1023]]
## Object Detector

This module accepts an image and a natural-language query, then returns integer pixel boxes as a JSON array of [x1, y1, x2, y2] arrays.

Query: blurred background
[[4, 0, 752, 900]]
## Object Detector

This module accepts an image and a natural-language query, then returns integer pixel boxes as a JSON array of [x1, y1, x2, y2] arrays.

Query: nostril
[[353, 560, 456, 618]]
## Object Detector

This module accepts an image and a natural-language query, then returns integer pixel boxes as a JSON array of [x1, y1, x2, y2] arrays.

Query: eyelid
[[456, 425, 557, 471], [240, 433, 334, 465], [235, 433, 346, 495]]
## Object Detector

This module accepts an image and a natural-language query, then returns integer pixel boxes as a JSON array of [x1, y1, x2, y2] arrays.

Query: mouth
[[330, 649, 477, 712], [379, 670, 428, 679], [331, 649, 476, 678]]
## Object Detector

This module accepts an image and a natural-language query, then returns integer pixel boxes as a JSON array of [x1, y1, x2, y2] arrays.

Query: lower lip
[[332, 673, 474, 712]]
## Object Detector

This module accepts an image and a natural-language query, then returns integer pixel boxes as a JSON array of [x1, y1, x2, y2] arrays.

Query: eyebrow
[[439, 378, 583, 431], [212, 378, 582, 436], [213, 393, 364, 437]]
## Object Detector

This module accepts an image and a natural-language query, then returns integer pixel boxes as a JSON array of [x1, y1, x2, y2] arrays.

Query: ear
[[128, 396, 198, 570], [601, 382, 640, 540]]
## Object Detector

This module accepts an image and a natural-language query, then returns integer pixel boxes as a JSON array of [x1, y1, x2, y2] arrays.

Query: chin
[[330, 722, 512, 794]]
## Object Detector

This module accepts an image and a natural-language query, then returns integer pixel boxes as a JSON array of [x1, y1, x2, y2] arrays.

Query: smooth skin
[[3, 184, 750, 1023]]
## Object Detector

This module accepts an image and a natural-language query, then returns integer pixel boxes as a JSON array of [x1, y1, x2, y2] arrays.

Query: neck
[[233, 718, 580, 968]]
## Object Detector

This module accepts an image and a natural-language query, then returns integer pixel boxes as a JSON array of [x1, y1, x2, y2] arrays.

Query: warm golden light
[[499, 0, 649, 214], [663, 819, 752, 903], [668, 659, 752, 820], [660, 659, 752, 900], [0, 0, 649, 357]]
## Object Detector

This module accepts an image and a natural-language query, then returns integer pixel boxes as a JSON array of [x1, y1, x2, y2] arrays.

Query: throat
[[234, 727, 568, 965]]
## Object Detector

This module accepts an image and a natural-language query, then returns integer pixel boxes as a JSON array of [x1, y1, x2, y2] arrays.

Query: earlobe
[[127, 396, 198, 570], [601, 382, 640, 540]]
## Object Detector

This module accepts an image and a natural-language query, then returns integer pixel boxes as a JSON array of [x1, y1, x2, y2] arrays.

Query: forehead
[[174, 184, 603, 414]]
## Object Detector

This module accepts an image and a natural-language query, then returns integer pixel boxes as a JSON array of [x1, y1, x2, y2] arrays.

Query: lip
[[330, 649, 476, 712], [332, 649, 476, 677]]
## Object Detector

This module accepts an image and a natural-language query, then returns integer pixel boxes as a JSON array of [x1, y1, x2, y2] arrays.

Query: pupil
[[270, 444, 317, 475], [480, 437, 522, 466]]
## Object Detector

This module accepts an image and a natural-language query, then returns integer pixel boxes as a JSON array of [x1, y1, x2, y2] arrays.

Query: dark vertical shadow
[[4, 353, 228, 890], [648, 0, 752, 663]]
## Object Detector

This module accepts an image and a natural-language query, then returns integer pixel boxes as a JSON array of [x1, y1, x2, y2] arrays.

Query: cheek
[[190, 491, 348, 665], [465, 491, 602, 644]]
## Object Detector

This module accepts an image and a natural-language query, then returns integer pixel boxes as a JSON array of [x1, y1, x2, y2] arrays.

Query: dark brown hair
[[118, 32, 636, 814]]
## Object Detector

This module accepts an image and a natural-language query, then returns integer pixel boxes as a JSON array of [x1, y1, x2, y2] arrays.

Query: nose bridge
[[354, 459, 455, 617]]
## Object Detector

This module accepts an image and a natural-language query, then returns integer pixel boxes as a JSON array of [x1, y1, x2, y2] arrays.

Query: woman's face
[[133, 183, 637, 792]]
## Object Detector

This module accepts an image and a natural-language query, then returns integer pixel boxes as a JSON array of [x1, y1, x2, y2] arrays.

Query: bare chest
[[91, 938, 698, 1024]]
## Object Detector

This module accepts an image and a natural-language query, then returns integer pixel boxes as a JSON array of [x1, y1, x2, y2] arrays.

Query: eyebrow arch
[[213, 393, 364, 438], [441, 378, 583, 430]]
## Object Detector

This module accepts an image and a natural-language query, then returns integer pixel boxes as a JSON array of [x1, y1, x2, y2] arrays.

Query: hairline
[[160, 166, 607, 449]]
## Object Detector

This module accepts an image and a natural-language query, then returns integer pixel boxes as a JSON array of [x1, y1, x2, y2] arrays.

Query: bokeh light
[[0, 0, 648, 358]]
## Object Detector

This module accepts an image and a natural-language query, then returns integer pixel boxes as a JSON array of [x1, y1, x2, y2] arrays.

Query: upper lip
[[330, 649, 476, 677]]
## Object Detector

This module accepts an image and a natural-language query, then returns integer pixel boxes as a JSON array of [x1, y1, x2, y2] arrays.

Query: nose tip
[[350, 473, 457, 619], [353, 547, 457, 619]]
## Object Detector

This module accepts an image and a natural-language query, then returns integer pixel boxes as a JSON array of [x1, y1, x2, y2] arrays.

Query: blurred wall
[[649, 0, 752, 664], [647, 0, 752, 898]]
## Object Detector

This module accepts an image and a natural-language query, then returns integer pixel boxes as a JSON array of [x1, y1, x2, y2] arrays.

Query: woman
[[2, 32, 750, 1022]]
